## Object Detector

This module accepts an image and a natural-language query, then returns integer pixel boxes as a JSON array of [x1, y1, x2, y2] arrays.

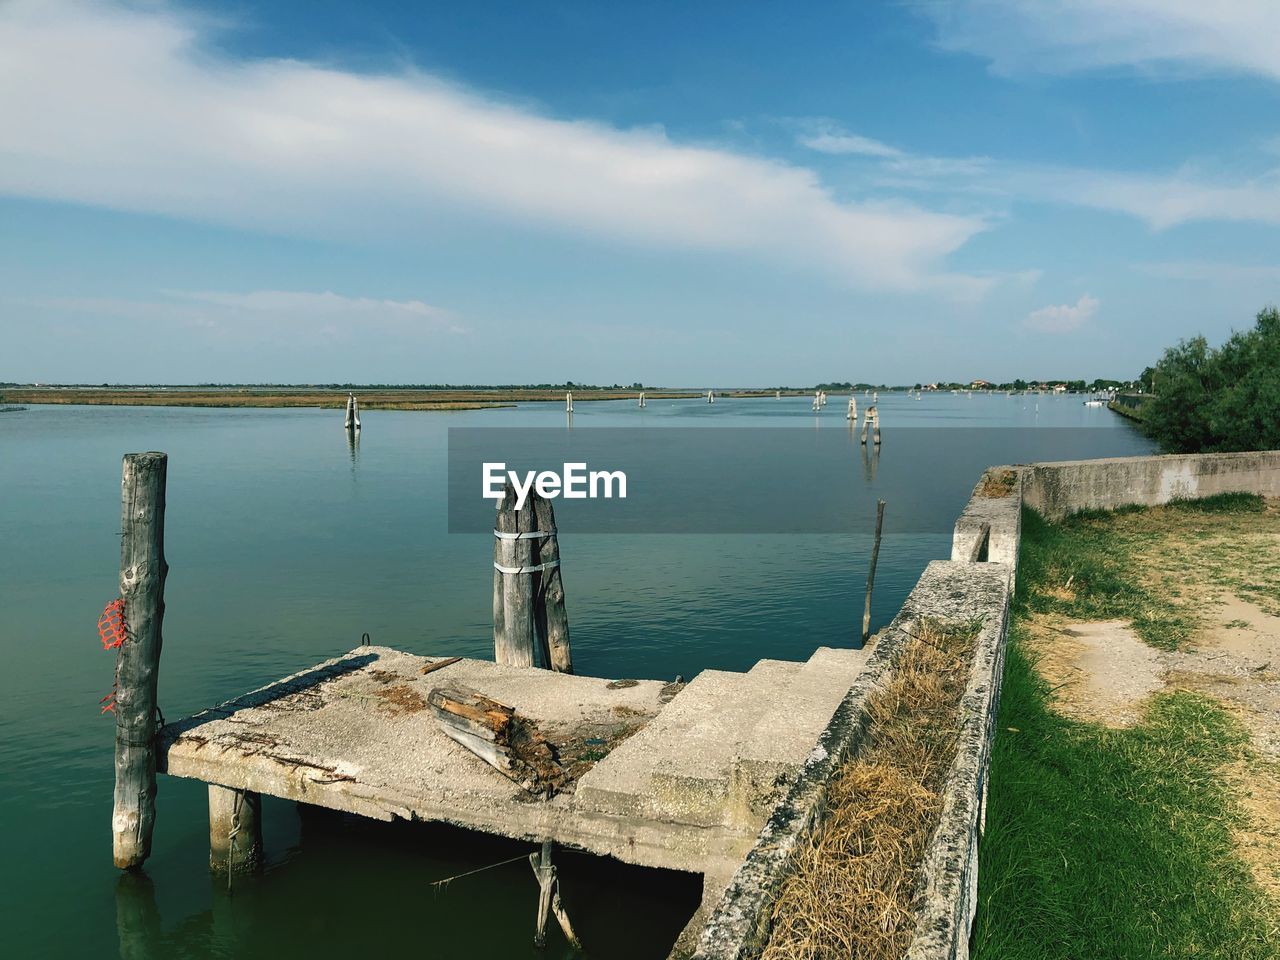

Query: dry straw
[[760, 623, 976, 960]]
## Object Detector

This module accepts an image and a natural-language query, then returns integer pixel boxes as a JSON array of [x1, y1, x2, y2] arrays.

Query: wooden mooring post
[[493, 483, 573, 672], [532, 494, 573, 673], [861, 499, 886, 644], [112, 452, 168, 870], [494, 482, 537, 668]]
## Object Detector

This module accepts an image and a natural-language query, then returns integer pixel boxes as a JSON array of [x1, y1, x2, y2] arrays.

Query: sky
[[2, 1, 1280, 386]]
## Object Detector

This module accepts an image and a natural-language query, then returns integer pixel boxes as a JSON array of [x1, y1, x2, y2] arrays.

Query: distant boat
[[1083, 397, 1106, 407]]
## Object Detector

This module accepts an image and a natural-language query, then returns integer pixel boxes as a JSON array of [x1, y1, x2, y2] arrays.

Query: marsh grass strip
[[759, 623, 977, 960]]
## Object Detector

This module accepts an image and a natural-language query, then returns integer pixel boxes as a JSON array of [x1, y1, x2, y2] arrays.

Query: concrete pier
[[159, 644, 871, 883]]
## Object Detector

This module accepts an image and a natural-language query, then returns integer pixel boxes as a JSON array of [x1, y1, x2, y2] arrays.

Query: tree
[[1141, 307, 1280, 453]]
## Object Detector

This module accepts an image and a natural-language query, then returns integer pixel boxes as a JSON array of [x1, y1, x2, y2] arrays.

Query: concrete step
[[746, 658, 804, 680], [744, 646, 871, 761], [731, 646, 872, 818], [575, 667, 777, 825], [576, 646, 873, 830]]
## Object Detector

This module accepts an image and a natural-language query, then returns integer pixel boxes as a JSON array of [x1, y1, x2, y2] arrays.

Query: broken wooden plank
[[419, 656, 462, 676], [428, 685, 568, 796]]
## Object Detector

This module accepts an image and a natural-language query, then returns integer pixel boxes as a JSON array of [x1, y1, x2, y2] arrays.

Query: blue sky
[[3, 1, 1280, 385]]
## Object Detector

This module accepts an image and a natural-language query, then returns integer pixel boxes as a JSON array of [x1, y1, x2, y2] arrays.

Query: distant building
[[970, 379, 993, 389]]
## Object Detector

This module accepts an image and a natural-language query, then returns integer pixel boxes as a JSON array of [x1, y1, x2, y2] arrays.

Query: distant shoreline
[[0, 385, 1127, 411], [0, 386, 790, 411]]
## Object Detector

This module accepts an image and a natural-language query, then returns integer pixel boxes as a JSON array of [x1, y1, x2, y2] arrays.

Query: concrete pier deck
[[158, 643, 871, 880]]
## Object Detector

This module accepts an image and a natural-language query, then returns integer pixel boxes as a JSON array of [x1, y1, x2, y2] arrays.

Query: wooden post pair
[[859, 405, 881, 446], [493, 484, 573, 673]]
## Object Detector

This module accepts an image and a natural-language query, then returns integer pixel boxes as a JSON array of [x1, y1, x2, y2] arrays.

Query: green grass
[[1016, 494, 1268, 650], [973, 635, 1275, 959], [973, 497, 1280, 960]]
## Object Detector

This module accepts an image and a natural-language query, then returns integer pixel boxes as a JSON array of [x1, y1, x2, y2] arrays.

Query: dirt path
[[1023, 499, 1280, 902], [1026, 588, 1280, 901]]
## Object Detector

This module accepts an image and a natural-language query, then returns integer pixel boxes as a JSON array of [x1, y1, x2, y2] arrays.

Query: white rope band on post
[[493, 560, 561, 575], [492, 529, 558, 541]]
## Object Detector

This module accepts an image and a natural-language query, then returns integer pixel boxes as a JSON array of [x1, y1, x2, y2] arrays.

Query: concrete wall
[[1023, 450, 1280, 520], [902, 572, 1010, 960]]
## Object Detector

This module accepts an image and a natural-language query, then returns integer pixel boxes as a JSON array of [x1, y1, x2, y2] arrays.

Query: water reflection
[[861, 435, 879, 482], [114, 872, 162, 960], [346, 426, 359, 473]]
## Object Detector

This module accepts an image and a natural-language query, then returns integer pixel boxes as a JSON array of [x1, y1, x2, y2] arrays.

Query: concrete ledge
[[903, 569, 1011, 960], [950, 468, 1023, 581], [689, 561, 1012, 960], [1023, 450, 1280, 520]]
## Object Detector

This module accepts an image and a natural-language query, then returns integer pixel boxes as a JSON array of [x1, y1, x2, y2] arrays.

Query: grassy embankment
[[1107, 393, 1151, 423], [974, 495, 1280, 959]]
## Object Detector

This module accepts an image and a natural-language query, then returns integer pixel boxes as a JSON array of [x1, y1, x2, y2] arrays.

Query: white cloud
[[0, 1, 991, 295], [794, 120, 991, 177], [797, 124, 904, 158], [794, 119, 1280, 230], [1025, 294, 1098, 333], [922, 1, 1280, 81], [1008, 165, 1280, 229], [178, 290, 455, 325], [24, 289, 463, 337]]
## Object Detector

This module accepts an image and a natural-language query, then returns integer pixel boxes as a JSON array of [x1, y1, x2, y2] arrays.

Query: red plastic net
[[98, 599, 127, 650], [99, 599, 127, 714]]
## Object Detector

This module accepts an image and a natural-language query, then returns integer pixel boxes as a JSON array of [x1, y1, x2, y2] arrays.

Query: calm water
[[0, 394, 1151, 958]]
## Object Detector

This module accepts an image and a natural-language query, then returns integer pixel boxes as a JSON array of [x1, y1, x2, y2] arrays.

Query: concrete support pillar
[[208, 784, 262, 874]]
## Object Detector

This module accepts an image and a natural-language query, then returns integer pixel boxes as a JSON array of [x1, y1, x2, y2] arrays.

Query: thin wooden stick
[[419, 656, 462, 676], [861, 499, 886, 645]]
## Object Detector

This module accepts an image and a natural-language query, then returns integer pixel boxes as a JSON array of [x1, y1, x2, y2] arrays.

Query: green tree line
[[1141, 306, 1280, 453]]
